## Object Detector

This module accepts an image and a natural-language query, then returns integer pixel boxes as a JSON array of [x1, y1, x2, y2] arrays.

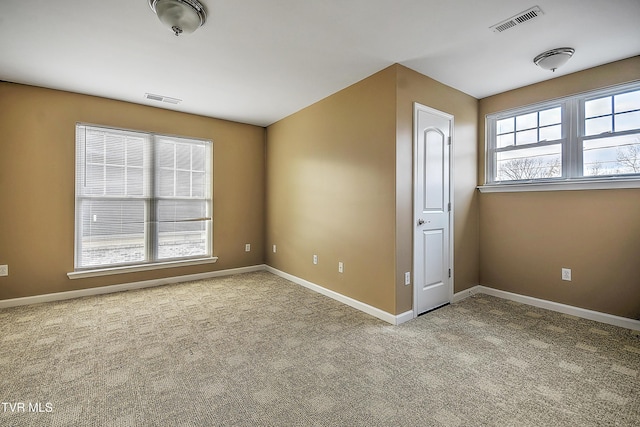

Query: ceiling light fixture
[[533, 47, 575, 72], [148, 0, 207, 36]]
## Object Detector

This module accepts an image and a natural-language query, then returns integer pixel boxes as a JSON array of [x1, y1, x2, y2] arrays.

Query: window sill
[[67, 257, 219, 279], [478, 177, 640, 193]]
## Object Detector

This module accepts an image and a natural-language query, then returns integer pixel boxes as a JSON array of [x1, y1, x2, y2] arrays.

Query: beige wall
[[478, 57, 640, 319], [265, 64, 480, 315], [0, 82, 265, 300], [5, 56, 635, 320], [265, 66, 399, 313]]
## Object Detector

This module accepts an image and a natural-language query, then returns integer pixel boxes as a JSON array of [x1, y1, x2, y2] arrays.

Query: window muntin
[[75, 124, 212, 270], [487, 82, 640, 184], [584, 89, 640, 136], [496, 107, 562, 149], [580, 87, 640, 178], [490, 104, 564, 183]]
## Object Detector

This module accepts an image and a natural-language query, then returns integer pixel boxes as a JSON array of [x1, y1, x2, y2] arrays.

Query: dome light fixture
[[533, 47, 575, 72], [149, 0, 207, 36]]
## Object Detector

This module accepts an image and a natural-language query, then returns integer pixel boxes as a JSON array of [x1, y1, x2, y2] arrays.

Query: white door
[[413, 103, 452, 316]]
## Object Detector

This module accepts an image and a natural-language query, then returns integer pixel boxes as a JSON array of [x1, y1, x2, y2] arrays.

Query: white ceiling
[[1, 0, 639, 127]]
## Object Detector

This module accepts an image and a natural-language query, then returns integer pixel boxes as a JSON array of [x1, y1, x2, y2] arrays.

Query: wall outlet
[[0, 265, 8, 276], [272, 244, 277, 253], [404, 271, 411, 285], [245, 244, 251, 252], [338, 262, 344, 273], [313, 254, 318, 265], [561, 268, 571, 281]]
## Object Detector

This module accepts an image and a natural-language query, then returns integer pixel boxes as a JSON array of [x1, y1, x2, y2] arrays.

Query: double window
[[486, 82, 640, 185], [74, 124, 212, 271]]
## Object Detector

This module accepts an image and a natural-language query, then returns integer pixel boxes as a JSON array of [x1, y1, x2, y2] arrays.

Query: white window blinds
[[75, 124, 212, 270]]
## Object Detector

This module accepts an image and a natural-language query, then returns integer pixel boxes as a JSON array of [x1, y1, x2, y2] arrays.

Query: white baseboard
[[265, 266, 410, 325], [2, 263, 409, 325], [0, 264, 265, 309], [395, 310, 415, 325], [452, 285, 481, 303], [4, 265, 637, 332], [452, 284, 639, 332]]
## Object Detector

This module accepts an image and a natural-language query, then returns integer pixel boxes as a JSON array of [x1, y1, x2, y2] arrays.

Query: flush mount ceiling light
[[533, 47, 575, 72], [149, 0, 207, 36]]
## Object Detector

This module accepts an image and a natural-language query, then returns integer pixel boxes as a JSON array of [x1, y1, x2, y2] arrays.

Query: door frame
[[412, 102, 455, 318]]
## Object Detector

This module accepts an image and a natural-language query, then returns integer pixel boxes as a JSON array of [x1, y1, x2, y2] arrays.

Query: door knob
[[417, 219, 425, 225]]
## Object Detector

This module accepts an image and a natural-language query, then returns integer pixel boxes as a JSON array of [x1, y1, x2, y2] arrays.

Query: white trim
[[450, 284, 639, 330], [478, 178, 640, 193], [1, 264, 263, 309], [395, 310, 415, 325], [452, 285, 481, 303], [8, 263, 639, 331], [475, 285, 640, 331], [265, 266, 407, 325], [67, 257, 219, 279]]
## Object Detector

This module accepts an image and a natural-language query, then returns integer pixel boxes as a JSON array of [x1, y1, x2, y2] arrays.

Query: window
[[582, 89, 640, 176], [486, 82, 640, 187], [493, 106, 564, 181], [74, 124, 212, 271]]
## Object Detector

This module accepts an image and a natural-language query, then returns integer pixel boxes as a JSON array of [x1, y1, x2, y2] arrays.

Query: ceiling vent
[[490, 6, 544, 33], [145, 93, 182, 104]]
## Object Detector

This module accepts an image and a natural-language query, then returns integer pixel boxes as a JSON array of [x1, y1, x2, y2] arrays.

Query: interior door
[[414, 103, 452, 316]]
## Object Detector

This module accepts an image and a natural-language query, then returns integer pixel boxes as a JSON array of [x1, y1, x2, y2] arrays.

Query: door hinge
[[447, 202, 451, 212], [447, 136, 451, 145], [448, 268, 451, 278]]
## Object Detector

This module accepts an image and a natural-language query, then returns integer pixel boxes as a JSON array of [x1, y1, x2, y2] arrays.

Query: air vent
[[144, 93, 182, 104], [490, 6, 544, 33]]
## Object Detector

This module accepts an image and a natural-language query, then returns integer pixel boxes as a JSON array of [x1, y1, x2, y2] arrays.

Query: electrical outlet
[[404, 272, 411, 285], [313, 255, 318, 265], [338, 262, 344, 273], [272, 244, 277, 253], [561, 268, 571, 281], [0, 265, 8, 276], [245, 244, 251, 252]]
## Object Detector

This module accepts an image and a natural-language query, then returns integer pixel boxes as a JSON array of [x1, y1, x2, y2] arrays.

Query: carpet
[[0, 271, 638, 426]]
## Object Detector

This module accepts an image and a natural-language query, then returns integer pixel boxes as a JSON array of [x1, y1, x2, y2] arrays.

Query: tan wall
[[395, 65, 480, 313], [478, 57, 640, 319], [265, 64, 480, 315], [0, 82, 265, 300], [266, 66, 398, 314], [8, 56, 634, 319]]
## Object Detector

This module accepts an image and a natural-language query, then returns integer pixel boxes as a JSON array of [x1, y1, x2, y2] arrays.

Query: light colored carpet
[[0, 271, 638, 426]]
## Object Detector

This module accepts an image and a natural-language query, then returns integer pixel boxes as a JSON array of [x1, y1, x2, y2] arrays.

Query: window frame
[[71, 123, 215, 277], [482, 81, 640, 192], [578, 85, 640, 178], [487, 99, 569, 183]]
